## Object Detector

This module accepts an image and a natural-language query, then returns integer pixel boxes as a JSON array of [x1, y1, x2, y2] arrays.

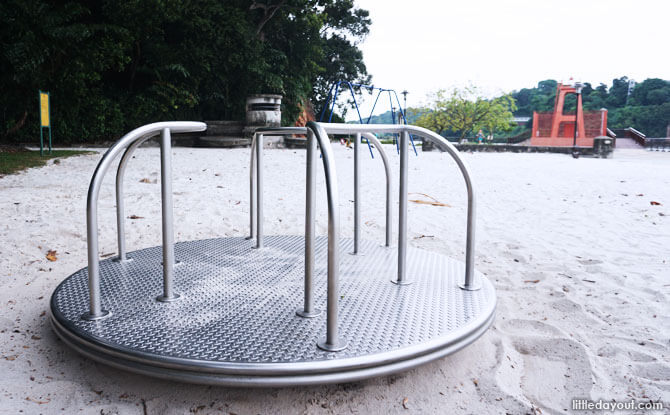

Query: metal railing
[[249, 122, 479, 351], [646, 138, 670, 151], [321, 123, 478, 291], [83, 122, 206, 320], [83, 121, 478, 354]]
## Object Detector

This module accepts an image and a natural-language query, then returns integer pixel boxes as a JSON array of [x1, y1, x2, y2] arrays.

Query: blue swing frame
[[318, 81, 418, 156]]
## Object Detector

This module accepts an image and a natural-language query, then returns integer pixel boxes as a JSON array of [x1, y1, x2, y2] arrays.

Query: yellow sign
[[40, 92, 49, 127]]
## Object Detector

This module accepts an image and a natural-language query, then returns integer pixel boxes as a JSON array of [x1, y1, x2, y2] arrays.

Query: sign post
[[39, 90, 52, 155]]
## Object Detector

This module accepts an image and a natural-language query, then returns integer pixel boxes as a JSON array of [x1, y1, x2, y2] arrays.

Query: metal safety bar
[[249, 123, 477, 286], [250, 124, 346, 349], [249, 128, 392, 250], [82, 121, 206, 321], [306, 122, 345, 351], [317, 123, 480, 291], [249, 127, 308, 243], [115, 135, 152, 262], [248, 124, 394, 351], [249, 127, 393, 326], [395, 130, 411, 285], [360, 133, 393, 248], [251, 123, 478, 290]]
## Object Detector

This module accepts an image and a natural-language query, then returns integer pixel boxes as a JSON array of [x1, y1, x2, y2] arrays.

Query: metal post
[[352, 132, 361, 254], [47, 91, 52, 155], [362, 133, 392, 247], [248, 128, 306, 240], [384, 153, 392, 248], [256, 134, 264, 248], [114, 137, 150, 263], [81, 122, 206, 321], [115, 148, 130, 262], [393, 130, 412, 285], [318, 122, 479, 291], [48, 124, 52, 155], [308, 122, 346, 352], [572, 95, 579, 159], [297, 129, 321, 318], [82, 188, 110, 320], [249, 134, 257, 239], [458, 188, 479, 290], [572, 83, 583, 159], [156, 128, 179, 302]]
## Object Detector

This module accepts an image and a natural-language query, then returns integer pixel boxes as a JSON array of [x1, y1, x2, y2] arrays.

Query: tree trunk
[[4, 110, 28, 137], [250, 1, 285, 41], [128, 41, 141, 91]]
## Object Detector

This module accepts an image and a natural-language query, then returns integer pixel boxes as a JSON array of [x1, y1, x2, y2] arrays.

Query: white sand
[[1, 145, 668, 414]]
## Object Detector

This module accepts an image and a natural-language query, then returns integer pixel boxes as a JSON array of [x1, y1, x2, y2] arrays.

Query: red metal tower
[[530, 82, 607, 147]]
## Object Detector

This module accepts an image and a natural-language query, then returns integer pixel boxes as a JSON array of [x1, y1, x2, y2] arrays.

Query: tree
[[0, 0, 371, 143], [476, 94, 517, 138], [629, 78, 670, 106], [607, 76, 630, 107], [584, 83, 608, 110], [416, 87, 516, 141], [609, 103, 670, 137], [414, 90, 452, 136], [310, 0, 371, 119]]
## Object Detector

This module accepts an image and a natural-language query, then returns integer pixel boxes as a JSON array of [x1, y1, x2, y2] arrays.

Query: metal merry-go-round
[[49, 121, 496, 386]]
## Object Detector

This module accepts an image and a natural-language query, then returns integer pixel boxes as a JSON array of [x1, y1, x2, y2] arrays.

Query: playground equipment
[[50, 121, 496, 386], [320, 81, 407, 125], [531, 82, 608, 147], [319, 81, 417, 155]]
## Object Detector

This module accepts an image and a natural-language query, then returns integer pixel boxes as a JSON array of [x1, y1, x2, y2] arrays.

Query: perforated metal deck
[[50, 236, 496, 386]]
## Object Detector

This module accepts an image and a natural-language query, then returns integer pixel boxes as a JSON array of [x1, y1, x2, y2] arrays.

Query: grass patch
[[0, 149, 93, 176]]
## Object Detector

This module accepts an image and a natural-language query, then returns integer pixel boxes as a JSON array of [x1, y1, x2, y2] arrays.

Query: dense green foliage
[[511, 77, 670, 137], [354, 108, 421, 124], [0, 0, 370, 144], [415, 87, 516, 140]]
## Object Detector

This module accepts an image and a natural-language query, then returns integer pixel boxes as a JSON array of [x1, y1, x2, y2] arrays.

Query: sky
[[345, 0, 668, 119]]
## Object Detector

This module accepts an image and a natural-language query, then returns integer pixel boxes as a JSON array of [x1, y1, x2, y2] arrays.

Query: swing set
[[318, 81, 417, 155]]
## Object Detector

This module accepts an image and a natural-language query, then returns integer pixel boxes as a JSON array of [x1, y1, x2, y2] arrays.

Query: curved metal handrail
[[247, 125, 395, 351], [249, 127, 393, 248], [249, 127, 308, 243], [317, 123, 478, 290], [105, 121, 475, 353], [115, 134, 154, 262], [83, 121, 206, 320], [305, 121, 345, 351], [361, 133, 393, 247], [249, 124, 350, 350], [248, 123, 475, 288]]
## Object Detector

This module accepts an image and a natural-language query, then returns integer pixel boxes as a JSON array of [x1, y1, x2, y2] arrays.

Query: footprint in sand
[[499, 319, 563, 337], [550, 298, 584, 314], [596, 344, 657, 362], [498, 319, 593, 413], [633, 362, 670, 382]]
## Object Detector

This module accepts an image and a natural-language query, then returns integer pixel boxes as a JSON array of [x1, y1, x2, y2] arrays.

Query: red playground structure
[[531, 82, 607, 147]]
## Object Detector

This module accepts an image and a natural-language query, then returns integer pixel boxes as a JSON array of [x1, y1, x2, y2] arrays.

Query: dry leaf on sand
[[408, 192, 451, 207], [25, 397, 50, 404]]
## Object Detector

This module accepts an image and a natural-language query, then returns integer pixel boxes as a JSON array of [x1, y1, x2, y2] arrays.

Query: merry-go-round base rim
[[50, 235, 496, 387]]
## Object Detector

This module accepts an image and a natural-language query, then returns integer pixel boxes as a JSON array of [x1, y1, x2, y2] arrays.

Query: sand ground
[[1, 145, 668, 414]]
